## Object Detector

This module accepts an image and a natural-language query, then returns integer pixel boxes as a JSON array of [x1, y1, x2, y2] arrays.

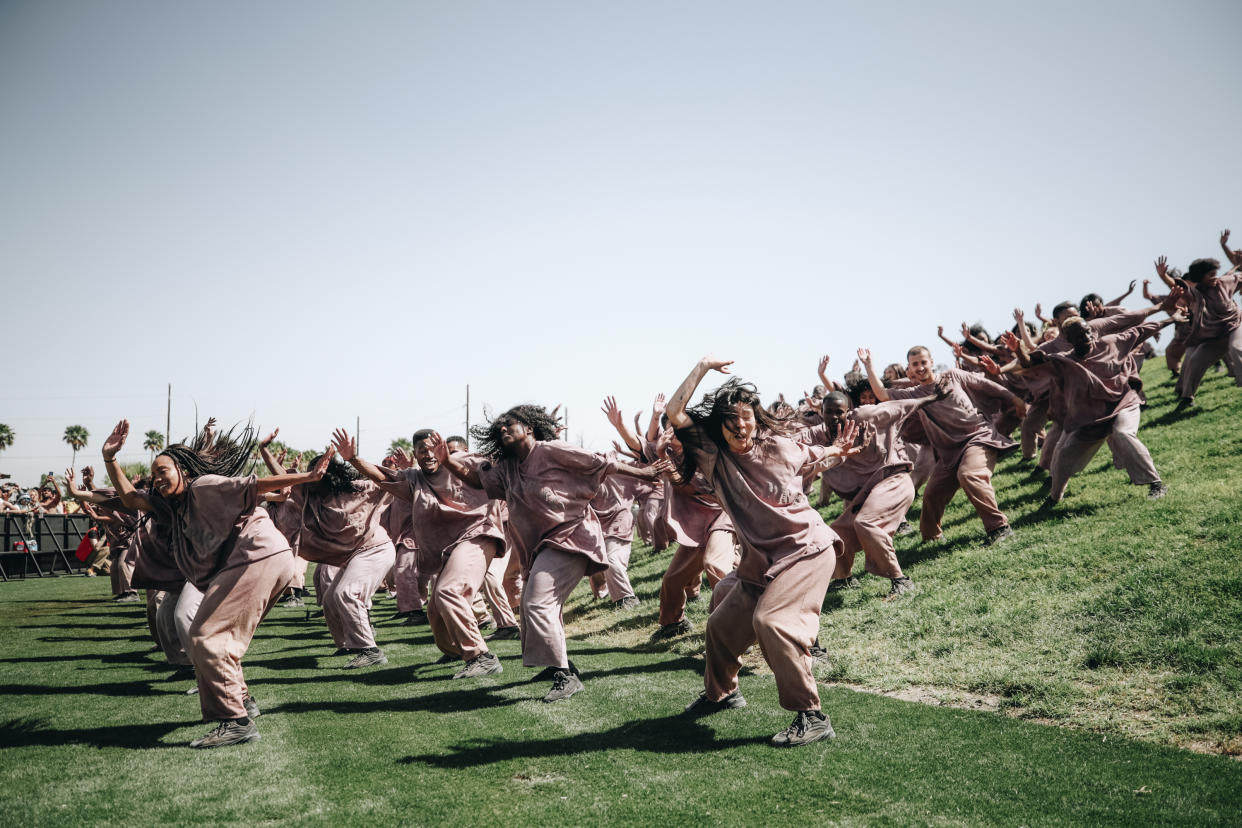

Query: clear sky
[[2, 1, 1239, 485]]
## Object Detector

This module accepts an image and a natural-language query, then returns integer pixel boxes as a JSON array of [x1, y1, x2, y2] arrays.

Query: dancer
[[100, 420, 326, 748], [333, 428, 510, 678], [667, 357, 860, 747], [433, 405, 668, 702], [1171, 254, 1242, 407]]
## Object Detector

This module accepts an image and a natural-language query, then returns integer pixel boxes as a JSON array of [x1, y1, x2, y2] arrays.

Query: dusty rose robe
[[801, 397, 931, 504], [641, 437, 733, 546], [589, 464, 643, 542], [885, 370, 1019, 469], [677, 424, 843, 589], [478, 440, 615, 575], [1184, 270, 1242, 345], [286, 480, 390, 566], [146, 475, 290, 591], [397, 460, 506, 567]]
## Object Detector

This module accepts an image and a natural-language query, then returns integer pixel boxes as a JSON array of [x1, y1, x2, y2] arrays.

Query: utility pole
[[166, 384, 171, 447], [465, 384, 470, 449]]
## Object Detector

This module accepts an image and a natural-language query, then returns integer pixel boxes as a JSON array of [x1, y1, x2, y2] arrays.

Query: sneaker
[[543, 669, 584, 703], [189, 719, 260, 749], [983, 525, 1014, 547], [650, 618, 693, 641], [532, 660, 579, 681], [1148, 482, 1168, 499], [244, 695, 261, 719], [683, 690, 747, 716], [453, 652, 502, 679], [809, 641, 829, 663], [403, 609, 428, 626], [114, 591, 140, 603], [770, 710, 835, 748], [343, 647, 387, 669], [332, 647, 357, 657], [185, 685, 199, 696], [827, 576, 861, 592], [1175, 396, 1194, 410], [895, 520, 914, 536], [614, 596, 641, 610], [279, 594, 304, 608], [884, 577, 915, 600], [1037, 496, 1060, 512], [486, 626, 520, 641]]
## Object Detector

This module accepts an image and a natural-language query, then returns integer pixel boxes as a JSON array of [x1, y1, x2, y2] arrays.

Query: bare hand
[[260, 428, 280, 448], [700, 356, 734, 374], [1012, 308, 1024, 324], [1154, 255, 1168, 281], [651, 393, 666, 415], [818, 355, 830, 375], [998, 330, 1021, 352], [425, 431, 450, 466], [600, 396, 623, 429], [310, 447, 334, 480], [856, 347, 872, 367], [648, 458, 674, 477], [330, 428, 356, 462], [1034, 303, 1043, 319], [1161, 285, 1186, 315], [102, 420, 129, 461], [979, 356, 1001, 376], [392, 447, 414, 469]]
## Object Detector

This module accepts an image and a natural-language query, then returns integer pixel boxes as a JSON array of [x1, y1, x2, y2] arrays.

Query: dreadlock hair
[[471, 404, 561, 459], [306, 455, 362, 496], [678, 377, 792, 482], [157, 422, 258, 482]]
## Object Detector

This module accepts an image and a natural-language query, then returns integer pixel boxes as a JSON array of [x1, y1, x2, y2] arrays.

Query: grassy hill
[[0, 360, 1238, 825]]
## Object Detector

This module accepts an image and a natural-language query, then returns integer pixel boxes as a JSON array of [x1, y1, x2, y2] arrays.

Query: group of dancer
[[58, 230, 1240, 750]]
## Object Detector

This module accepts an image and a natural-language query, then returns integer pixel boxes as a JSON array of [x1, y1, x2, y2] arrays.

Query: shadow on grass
[[398, 712, 759, 768], [0, 717, 189, 750]]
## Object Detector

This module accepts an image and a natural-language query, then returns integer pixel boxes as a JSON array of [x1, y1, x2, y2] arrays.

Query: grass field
[[1, 362, 1240, 826]]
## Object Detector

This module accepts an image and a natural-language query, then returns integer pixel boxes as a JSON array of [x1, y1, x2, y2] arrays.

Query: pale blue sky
[[2, 1, 1239, 484]]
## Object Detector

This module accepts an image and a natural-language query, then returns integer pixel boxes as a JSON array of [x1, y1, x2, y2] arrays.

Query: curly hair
[[470, 404, 561, 458], [305, 455, 361, 496]]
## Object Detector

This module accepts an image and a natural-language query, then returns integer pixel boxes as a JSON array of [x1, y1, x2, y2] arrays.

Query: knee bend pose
[[434, 405, 667, 703], [100, 420, 326, 748], [668, 356, 861, 748]]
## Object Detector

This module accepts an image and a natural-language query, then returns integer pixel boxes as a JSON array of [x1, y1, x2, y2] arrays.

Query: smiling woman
[[99, 419, 331, 749]]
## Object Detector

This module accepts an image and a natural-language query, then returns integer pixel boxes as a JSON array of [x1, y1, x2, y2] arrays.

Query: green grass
[[1, 361, 1240, 825]]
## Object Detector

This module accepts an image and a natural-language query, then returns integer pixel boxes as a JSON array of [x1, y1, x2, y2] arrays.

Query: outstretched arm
[[612, 458, 673, 482], [1107, 279, 1137, 307], [1221, 230, 1242, 268], [425, 431, 484, 489], [858, 348, 890, 402], [601, 396, 642, 453], [331, 428, 412, 501], [646, 393, 665, 442], [816, 355, 839, 393], [258, 429, 284, 476], [62, 468, 111, 505], [255, 448, 331, 494], [1153, 255, 1176, 289], [101, 420, 153, 512], [1013, 309, 1037, 351], [666, 356, 734, 429], [1033, 303, 1052, 327], [935, 325, 956, 350]]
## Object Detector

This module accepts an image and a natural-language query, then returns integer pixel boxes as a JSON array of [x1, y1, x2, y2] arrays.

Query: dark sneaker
[[343, 647, 387, 669], [683, 690, 747, 716], [486, 626, 520, 641], [279, 594, 304, 608], [403, 609, 428, 626], [615, 596, 641, 610], [884, 577, 915, 600], [983, 525, 1014, 547], [244, 695, 260, 719], [827, 576, 861, 592], [532, 660, 579, 682], [770, 710, 835, 748], [543, 669, 584, 702], [809, 642, 829, 664], [1175, 396, 1194, 410], [650, 618, 693, 641], [453, 652, 503, 679], [1148, 482, 1168, 499], [895, 520, 915, 536], [478, 618, 495, 631], [189, 720, 260, 749], [333, 647, 358, 657], [1037, 496, 1060, 512]]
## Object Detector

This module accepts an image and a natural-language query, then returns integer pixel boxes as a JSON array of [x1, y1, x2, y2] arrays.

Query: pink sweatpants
[[830, 473, 914, 580], [314, 563, 339, 607], [520, 546, 589, 669], [322, 541, 397, 650], [502, 551, 523, 610], [153, 589, 191, 666], [289, 554, 310, 591], [427, 537, 500, 661], [187, 550, 293, 721], [636, 497, 667, 550], [919, 444, 1007, 541], [110, 543, 136, 596], [658, 531, 737, 625], [482, 550, 519, 628], [704, 551, 834, 711], [1049, 401, 1160, 500]]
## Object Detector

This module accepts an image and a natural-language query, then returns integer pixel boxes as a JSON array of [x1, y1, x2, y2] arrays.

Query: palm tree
[[389, 437, 414, 457], [63, 425, 89, 466], [143, 430, 165, 461], [0, 424, 13, 455]]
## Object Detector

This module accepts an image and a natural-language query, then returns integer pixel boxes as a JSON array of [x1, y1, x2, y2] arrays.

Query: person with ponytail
[[100, 419, 329, 749]]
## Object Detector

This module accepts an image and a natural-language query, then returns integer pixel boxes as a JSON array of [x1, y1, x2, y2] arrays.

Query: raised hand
[[648, 458, 675, 477], [260, 428, 280, 448], [102, 420, 129, 461], [1224, 229, 1232, 247], [700, 356, 734, 374], [425, 431, 450, 465], [998, 330, 1021, 352], [330, 428, 356, 461], [818, 355, 830, 375], [310, 447, 334, 480], [1154, 255, 1169, 281], [651, 393, 666, 415], [392, 447, 414, 469], [1034, 303, 1043, 318], [600, 396, 624, 429], [275, 448, 288, 466], [1161, 285, 1186, 315], [64, 468, 75, 488], [960, 322, 972, 339], [1013, 308, 1025, 324], [856, 347, 873, 367], [979, 356, 1001, 376]]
